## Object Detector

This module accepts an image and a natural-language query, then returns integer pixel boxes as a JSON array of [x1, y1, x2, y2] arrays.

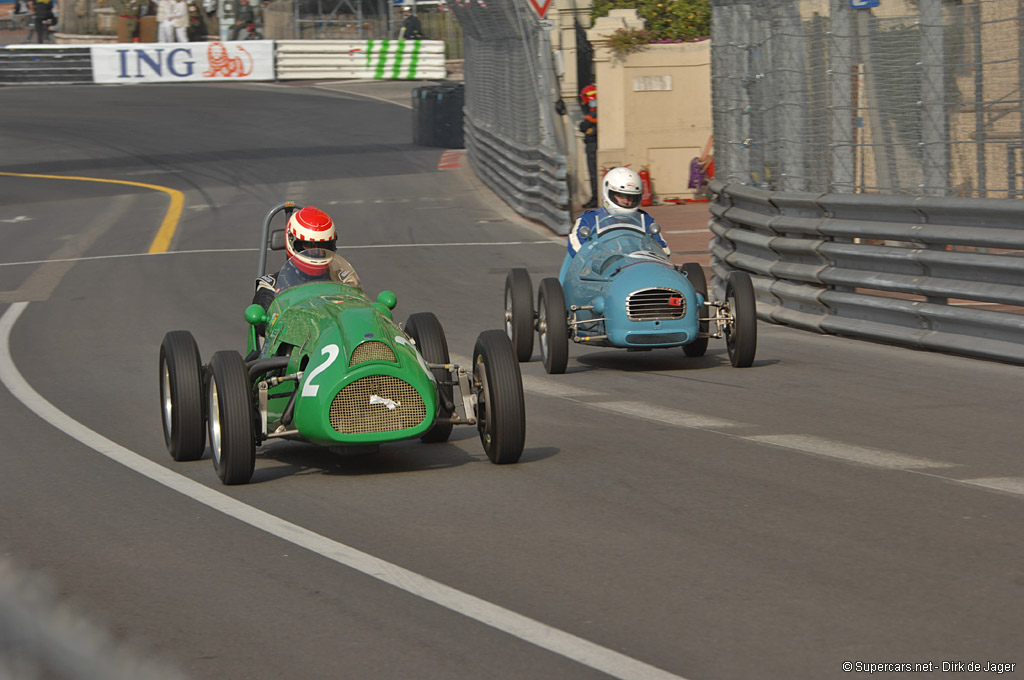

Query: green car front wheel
[[208, 350, 256, 485], [473, 330, 525, 464]]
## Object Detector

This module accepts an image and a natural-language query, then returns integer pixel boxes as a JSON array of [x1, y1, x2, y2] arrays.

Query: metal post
[[777, 0, 807, 192], [920, 0, 948, 196], [828, 0, 855, 192], [1018, 0, 1024, 197], [973, 2, 986, 197]]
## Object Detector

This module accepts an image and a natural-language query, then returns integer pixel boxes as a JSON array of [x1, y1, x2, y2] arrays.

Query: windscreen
[[275, 249, 361, 292]]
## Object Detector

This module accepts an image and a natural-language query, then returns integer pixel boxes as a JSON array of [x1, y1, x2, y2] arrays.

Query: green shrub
[[590, 0, 710, 43], [606, 28, 653, 57]]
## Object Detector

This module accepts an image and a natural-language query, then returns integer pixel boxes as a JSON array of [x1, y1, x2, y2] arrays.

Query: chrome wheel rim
[[208, 381, 222, 465], [538, 302, 549, 361], [504, 287, 514, 340], [474, 355, 491, 447], [161, 362, 173, 436]]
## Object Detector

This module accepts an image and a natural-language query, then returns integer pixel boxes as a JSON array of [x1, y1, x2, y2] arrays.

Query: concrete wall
[[593, 34, 711, 202], [547, 4, 712, 207]]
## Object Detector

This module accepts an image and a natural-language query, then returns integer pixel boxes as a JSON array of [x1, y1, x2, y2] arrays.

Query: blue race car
[[505, 213, 757, 373]]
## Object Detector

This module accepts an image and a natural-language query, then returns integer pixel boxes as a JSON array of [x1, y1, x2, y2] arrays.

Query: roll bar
[[257, 201, 304, 278]]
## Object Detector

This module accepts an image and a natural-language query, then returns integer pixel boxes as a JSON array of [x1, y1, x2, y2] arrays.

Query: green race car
[[159, 202, 526, 485]]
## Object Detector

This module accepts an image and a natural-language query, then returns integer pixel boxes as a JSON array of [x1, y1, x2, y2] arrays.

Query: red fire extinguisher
[[639, 165, 653, 207]]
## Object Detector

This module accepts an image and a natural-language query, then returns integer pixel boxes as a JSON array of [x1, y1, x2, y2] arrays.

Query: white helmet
[[601, 167, 643, 216], [285, 206, 336, 260]]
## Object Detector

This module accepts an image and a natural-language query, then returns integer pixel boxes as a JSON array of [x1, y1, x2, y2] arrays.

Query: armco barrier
[[708, 179, 1024, 365], [0, 45, 92, 84], [275, 39, 446, 80], [464, 108, 571, 234], [0, 39, 447, 85]]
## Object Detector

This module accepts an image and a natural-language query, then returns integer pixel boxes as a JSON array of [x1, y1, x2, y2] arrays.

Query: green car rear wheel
[[405, 312, 454, 443], [159, 330, 206, 462]]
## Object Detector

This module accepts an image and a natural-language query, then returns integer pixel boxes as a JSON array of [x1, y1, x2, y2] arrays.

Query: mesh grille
[[349, 341, 396, 366], [626, 288, 686, 321], [329, 375, 426, 435]]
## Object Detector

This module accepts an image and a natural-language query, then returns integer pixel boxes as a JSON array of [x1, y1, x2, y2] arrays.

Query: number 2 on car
[[302, 344, 339, 397]]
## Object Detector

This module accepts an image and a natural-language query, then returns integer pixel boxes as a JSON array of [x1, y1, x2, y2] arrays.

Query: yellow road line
[[0, 171, 184, 254]]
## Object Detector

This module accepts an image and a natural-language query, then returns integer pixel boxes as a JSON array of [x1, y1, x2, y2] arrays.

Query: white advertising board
[[90, 41, 275, 84]]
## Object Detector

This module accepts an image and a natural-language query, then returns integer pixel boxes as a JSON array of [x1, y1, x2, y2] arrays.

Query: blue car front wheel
[[725, 271, 757, 368], [680, 263, 709, 358], [538, 278, 568, 374]]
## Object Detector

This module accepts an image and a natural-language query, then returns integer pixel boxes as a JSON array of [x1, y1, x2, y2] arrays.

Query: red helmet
[[285, 206, 336, 260], [580, 84, 597, 104]]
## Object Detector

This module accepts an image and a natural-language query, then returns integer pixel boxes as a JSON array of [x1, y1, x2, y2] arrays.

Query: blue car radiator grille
[[330, 375, 426, 434], [626, 288, 686, 320], [349, 341, 397, 366]]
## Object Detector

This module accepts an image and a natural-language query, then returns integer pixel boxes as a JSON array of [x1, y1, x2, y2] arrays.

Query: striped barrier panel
[[275, 39, 446, 81]]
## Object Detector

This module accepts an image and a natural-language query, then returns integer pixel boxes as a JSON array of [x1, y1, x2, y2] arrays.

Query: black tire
[[405, 312, 454, 443], [537, 278, 569, 375], [725, 271, 758, 368], [504, 268, 534, 362], [473, 330, 526, 464], [681, 263, 709, 358], [208, 350, 256, 485], [159, 331, 206, 461]]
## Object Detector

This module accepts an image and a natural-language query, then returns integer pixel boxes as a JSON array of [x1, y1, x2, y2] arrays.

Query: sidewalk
[[645, 201, 714, 267], [0, 4, 33, 45]]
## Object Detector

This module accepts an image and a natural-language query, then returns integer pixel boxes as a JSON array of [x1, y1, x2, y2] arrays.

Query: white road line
[[520, 375, 600, 398], [958, 477, 1024, 496], [0, 242, 560, 267], [0, 303, 688, 680], [743, 434, 954, 470], [590, 401, 746, 430]]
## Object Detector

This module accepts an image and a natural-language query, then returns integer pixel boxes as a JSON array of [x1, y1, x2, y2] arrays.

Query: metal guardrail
[[0, 45, 92, 84], [0, 40, 446, 85], [463, 110, 571, 235], [708, 179, 1024, 365], [275, 39, 446, 80]]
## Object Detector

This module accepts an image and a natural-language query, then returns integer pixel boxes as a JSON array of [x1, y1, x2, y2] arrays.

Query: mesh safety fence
[[450, 0, 570, 231], [711, 0, 1024, 198]]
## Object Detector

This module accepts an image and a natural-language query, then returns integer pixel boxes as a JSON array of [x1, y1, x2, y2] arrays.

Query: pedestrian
[[171, 0, 188, 41], [399, 6, 423, 40], [156, 0, 175, 41], [579, 84, 598, 208], [228, 0, 254, 40], [114, 0, 144, 41], [186, 0, 206, 40], [29, 0, 56, 43]]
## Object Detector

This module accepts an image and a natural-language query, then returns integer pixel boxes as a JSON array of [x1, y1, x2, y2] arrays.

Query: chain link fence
[[711, 0, 1024, 198], [450, 0, 570, 232]]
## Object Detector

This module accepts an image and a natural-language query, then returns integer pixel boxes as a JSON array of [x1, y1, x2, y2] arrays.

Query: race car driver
[[559, 166, 669, 280], [252, 205, 338, 335]]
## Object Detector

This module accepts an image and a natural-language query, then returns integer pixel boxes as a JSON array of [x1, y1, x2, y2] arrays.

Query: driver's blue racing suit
[[559, 208, 669, 282]]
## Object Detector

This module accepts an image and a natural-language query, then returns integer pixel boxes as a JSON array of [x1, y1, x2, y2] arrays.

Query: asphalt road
[[1, 81, 1022, 680]]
